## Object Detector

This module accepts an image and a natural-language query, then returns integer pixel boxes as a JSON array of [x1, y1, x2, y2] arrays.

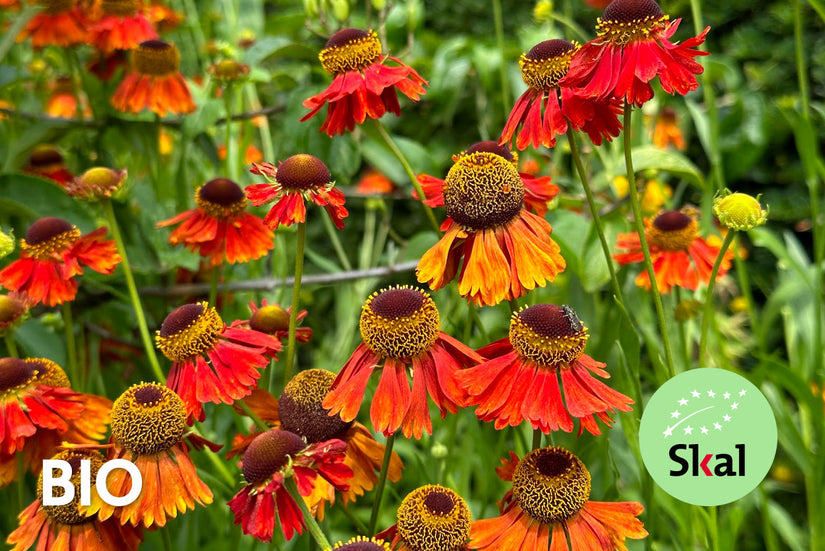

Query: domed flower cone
[[469, 447, 647, 550], [377, 485, 472, 551], [327, 537, 392, 550], [613, 208, 733, 293], [0, 217, 120, 307], [157, 178, 274, 267], [87, 0, 158, 53], [17, 0, 88, 49], [155, 302, 281, 421], [458, 304, 633, 436], [6, 449, 144, 551], [323, 286, 483, 439], [83, 383, 214, 528], [416, 151, 566, 306], [228, 428, 352, 542], [230, 299, 313, 345], [301, 28, 427, 136], [562, 0, 710, 107], [23, 145, 74, 186]]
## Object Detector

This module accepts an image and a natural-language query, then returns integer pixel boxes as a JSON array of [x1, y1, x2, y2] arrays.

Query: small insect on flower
[[469, 447, 647, 550], [0, 217, 121, 307], [301, 28, 427, 136], [87, 0, 158, 53], [377, 485, 472, 551], [17, 0, 89, 49], [6, 449, 144, 551]]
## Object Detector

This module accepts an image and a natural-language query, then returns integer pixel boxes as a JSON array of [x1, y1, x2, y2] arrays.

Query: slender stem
[[567, 128, 624, 303], [208, 265, 220, 309], [236, 399, 270, 432], [372, 120, 440, 233], [0, 5, 40, 63], [698, 231, 736, 365], [707, 506, 720, 551], [191, 424, 236, 489], [284, 223, 306, 384], [61, 302, 78, 385], [224, 85, 237, 180], [161, 526, 173, 551], [321, 212, 353, 271], [103, 200, 165, 383], [508, 298, 519, 314], [674, 286, 689, 368], [284, 477, 331, 549], [4, 333, 18, 357], [492, 0, 510, 115], [368, 433, 396, 535], [16, 452, 24, 513], [623, 104, 675, 378], [531, 428, 542, 450]]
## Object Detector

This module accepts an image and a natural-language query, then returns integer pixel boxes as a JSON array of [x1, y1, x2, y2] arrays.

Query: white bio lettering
[[41, 459, 143, 507]]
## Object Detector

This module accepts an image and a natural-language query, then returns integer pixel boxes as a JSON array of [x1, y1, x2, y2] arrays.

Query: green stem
[[567, 128, 625, 303], [492, 0, 510, 115], [4, 333, 18, 357], [368, 433, 396, 535], [531, 428, 542, 450], [191, 424, 236, 489], [103, 200, 165, 383], [161, 526, 173, 551], [674, 286, 690, 368], [284, 477, 331, 549], [61, 302, 78, 385], [284, 223, 306, 384], [321, 212, 353, 271], [208, 265, 220, 309], [236, 399, 270, 432], [0, 5, 40, 63], [372, 120, 440, 233], [623, 104, 675, 378], [698, 231, 735, 364], [224, 85, 237, 180], [16, 451, 24, 513], [508, 298, 519, 314]]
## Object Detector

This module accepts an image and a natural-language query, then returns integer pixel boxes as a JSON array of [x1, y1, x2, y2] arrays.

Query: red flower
[[155, 302, 281, 421], [301, 28, 427, 136], [323, 286, 483, 439], [458, 304, 633, 435], [614, 208, 732, 293], [111, 40, 195, 117], [377, 485, 472, 551], [17, 0, 88, 48], [247, 154, 348, 230], [563, 0, 709, 107], [23, 145, 74, 186], [157, 178, 274, 267], [0, 217, 120, 307], [229, 429, 352, 542], [87, 0, 158, 53], [230, 299, 313, 345]]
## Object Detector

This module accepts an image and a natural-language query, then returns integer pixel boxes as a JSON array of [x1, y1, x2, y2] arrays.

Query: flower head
[[301, 28, 427, 136], [231, 299, 313, 344], [23, 145, 73, 186], [157, 178, 274, 266], [247, 154, 348, 230], [329, 537, 392, 550], [469, 447, 647, 550], [44, 76, 90, 119], [111, 39, 195, 116], [0, 294, 29, 334], [563, 0, 710, 106], [209, 59, 251, 83], [501, 39, 622, 150], [0, 217, 120, 306], [0, 230, 14, 260], [713, 191, 768, 231], [614, 208, 733, 292], [88, 0, 158, 53], [417, 152, 565, 306], [156, 302, 281, 420], [17, 0, 88, 48], [652, 107, 686, 150], [324, 286, 483, 438], [383, 485, 472, 551], [65, 167, 127, 200]]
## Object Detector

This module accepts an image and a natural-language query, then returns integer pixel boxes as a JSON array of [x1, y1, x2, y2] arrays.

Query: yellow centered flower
[[279, 369, 352, 443], [155, 302, 223, 362], [359, 286, 440, 360], [110, 382, 187, 455], [36, 449, 106, 525], [519, 39, 580, 91], [241, 429, 306, 484], [249, 304, 290, 334], [713, 191, 768, 231], [67, 167, 127, 199], [596, 0, 669, 46], [209, 59, 251, 81], [134, 40, 181, 76], [509, 304, 589, 365], [646, 209, 699, 251], [442, 152, 525, 231], [319, 28, 382, 75], [512, 447, 591, 523], [101, 0, 140, 16], [397, 485, 471, 551], [453, 140, 519, 168], [20, 218, 81, 260], [274, 154, 333, 191], [327, 536, 391, 550], [195, 178, 248, 219], [0, 357, 70, 398]]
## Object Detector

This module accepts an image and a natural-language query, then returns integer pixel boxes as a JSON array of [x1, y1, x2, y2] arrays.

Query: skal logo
[[42, 459, 142, 507], [639, 368, 777, 506]]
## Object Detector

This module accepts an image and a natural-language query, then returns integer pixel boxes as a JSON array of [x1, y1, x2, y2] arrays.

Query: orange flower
[[247, 154, 348, 230], [157, 178, 274, 267], [217, 143, 263, 164], [356, 169, 396, 195], [147, 1, 182, 32], [45, 77, 91, 119], [17, 0, 88, 48], [469, 447, 647, 551], [155, 302, 281, 421], [415, 141, 559, 218], [301, 28, 427, 136], [0, 217, 121, 307], [458, 304, 633, 436], [323, 286, 483, 439], [0, 358, 111, 487], [23, 145, 74, 186], [6, 449, 143, 551], [652, 107, 686, 150], [230, 299, 313, 345], [416, 150, 566, 306], [87, 0, 158, 53], [377, 485, 472, 551], [111, 39, 195, 117], [614, 208, 733, 293], [83, 383, 214, 528]]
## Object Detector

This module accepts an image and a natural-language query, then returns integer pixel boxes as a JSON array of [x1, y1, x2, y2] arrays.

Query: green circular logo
[[639, 368, 777, 506]]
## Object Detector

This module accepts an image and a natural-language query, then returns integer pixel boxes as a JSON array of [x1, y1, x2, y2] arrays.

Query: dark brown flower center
[[423, 491, 455, 515], [509, 304, 589, 366], [465, 141, 514, 163], [602, 0, 663, 22], [325, 28, 370, 49], [369, 287, 426, 320], [275, 154, 331, 191], [0, 357, 37, 393], [199, 178, 245, 206], [101, 0, 140, 16], [134, 40, 181, 76], [38, 0, 72, 13], [133, 384, 164, 405], [242, 430, 306, 484], [28, 146, 64, 168], [653, 210, 692, 231], [360, 286, 440, 360], [512, 447, 591, 524], [526, 39, 577, 61], [160, 303, 204, 338], [646, 209, 699, 251], [279, 369, 352, 443], [517, 304, 582, 338], [320, 29, 382, 74], [535, 448, 572, 476], [519, 39, 579, 90], [0, 296, 24, 325], [156, 302, 224, 362], [111, 383, 187, 455], [249, 305, 290, 334], [397, 485, 471, 551], [25, 217, 73, 246]]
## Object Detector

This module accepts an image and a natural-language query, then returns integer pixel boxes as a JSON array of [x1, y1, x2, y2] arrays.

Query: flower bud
[[0, 229, 13, 259], [713, 190, 768, 231]]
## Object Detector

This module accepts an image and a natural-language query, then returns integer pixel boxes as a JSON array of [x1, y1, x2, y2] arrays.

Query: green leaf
[[631, 145, 705, 189], [767, 499, 809, 551], [0, 173, 96, 231]]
